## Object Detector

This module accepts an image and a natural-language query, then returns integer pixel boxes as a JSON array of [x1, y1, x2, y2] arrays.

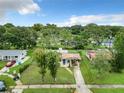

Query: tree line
[[0, 23, 37, 49], [0, 23, 124, 50]]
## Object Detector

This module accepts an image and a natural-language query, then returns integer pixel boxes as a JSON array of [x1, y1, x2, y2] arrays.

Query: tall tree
[[33, 48, 48, 81], [84, 23, 105, 47], [4, 23, 15, 28], [92, 50, 112, 77], [113, 28, 124, 72], [32, 23, 44, 32], [47, 51, 60, 81]]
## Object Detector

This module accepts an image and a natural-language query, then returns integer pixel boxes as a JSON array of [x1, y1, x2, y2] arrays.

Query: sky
[[0, 0, 124, 26]]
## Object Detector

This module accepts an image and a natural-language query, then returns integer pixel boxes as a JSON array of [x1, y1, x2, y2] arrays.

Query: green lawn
[[91, 88, 124, 93], [0, 75, 16, 87], [0, 61, 6, 70], [23, 88, 75, 93], [21, 63, 75, 84], [80, 50, 124, 84]]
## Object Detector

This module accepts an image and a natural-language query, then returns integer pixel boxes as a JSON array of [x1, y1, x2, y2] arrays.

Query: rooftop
[[0, 50, 27, 56], [61, 53, 81, 60]]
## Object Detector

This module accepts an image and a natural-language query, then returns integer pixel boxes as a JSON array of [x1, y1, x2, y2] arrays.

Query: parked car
[[6, 60, 16, 67], [0, 81, 6, 91]]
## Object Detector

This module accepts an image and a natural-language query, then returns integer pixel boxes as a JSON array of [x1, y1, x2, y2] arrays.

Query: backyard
[[20, 62, 75, 84]]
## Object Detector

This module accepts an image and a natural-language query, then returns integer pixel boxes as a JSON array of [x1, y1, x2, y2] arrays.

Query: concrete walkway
[[65, 68, 73, 74], [74, 66, 92, 93], [87, 85, 124, 88], [12, 89, 23, 93]]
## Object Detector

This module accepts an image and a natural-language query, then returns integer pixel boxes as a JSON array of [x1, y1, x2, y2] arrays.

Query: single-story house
[[86, 50, 96, 60], [0, 50, 27, 61], [60, 53, 81, 67]]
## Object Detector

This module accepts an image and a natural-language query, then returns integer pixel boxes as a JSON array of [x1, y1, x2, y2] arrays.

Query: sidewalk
[[87, 85, 124, 88], [11, 84, 76, 93], [11, 84, 76, 89]]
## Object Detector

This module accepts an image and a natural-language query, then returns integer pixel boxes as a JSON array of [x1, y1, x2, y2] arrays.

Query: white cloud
[[56, 14, 124, 27], [0, 0, 40, 17]]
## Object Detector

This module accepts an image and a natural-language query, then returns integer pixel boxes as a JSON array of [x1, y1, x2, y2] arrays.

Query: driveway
[[0, 56, 30, 75], [74, 66, 92, 93], [0, 67, 9, 75]]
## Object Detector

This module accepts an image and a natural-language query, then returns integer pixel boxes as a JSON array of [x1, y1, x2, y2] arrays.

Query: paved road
[[74, 66, 92, 93]]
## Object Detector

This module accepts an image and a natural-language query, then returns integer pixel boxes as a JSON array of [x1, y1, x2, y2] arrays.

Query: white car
[[0, 81, 6, 91]]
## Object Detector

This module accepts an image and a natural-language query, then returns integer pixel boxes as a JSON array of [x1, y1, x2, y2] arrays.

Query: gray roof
[[0, 50, 27, 56]]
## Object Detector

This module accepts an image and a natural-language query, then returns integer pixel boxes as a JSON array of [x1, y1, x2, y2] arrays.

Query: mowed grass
[[23, 88, 75, 93], [21, 63, 75, 84], [0, 61, 6, 70], [80, 50, 124, 84], [91, 88, 124, 93], [69, 50, 124, 84], [0, 75, 16, 87]]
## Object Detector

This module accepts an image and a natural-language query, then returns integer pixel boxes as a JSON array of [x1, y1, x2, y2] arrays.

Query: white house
[[57, 48, 68, 54], [0, 50, 27, 61]]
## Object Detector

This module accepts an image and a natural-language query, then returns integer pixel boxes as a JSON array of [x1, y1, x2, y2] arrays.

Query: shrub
[[19, 64, 30, 74]]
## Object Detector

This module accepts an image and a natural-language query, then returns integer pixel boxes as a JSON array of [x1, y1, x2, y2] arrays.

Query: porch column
[[2, 56, 3, 60], [69, 59, 72, 67]]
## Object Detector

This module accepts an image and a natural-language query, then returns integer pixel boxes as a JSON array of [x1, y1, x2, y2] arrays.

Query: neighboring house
[[0, 50, 27, 61], [60, 53, 81, 67], [86, 50, 96, 60], [101, 39, 113, 48], [57, 48, 68, 54]]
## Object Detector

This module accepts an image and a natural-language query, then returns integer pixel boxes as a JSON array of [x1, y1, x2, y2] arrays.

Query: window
[[3, 56, 8, 60], [15, 56, 18, 58], [0, 56, 2, 60]]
